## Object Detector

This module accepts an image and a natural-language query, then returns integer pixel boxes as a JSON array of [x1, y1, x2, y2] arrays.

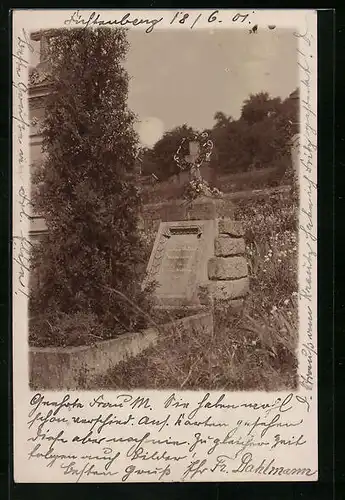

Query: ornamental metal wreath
[[173, 131, 214, 182], [173, 132, 222, 201]]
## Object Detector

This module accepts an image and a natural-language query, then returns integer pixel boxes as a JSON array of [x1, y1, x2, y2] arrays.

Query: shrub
[[237, 189, 298, 311], [29, 311, 105, 348], [30, 28, 154, 347]]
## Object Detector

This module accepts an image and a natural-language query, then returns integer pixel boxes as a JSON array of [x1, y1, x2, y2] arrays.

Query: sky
[[125, 29, 298, 146], [30, 28, 298, 147]]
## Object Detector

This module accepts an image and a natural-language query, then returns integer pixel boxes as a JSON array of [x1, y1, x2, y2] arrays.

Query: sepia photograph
[[27, 25, 300, 392], [13, 9, 319, 484]]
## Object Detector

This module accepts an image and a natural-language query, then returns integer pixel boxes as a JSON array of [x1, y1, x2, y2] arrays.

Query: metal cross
[[185, 141, 200, 165], [173, 132, 213, 184], [185, 141, 202, 182]]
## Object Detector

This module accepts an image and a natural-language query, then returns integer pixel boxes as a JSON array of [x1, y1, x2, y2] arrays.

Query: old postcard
[[12, 9, 318, 482]]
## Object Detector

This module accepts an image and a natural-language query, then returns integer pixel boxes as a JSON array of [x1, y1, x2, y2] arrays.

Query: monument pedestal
[[144, 197, 249, 313]]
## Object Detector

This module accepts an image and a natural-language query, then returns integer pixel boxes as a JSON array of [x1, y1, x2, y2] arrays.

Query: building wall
[[28, 82, 50, 239]]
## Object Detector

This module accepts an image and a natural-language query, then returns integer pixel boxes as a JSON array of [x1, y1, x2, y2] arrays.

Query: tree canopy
[[141, 124, 199, 180], [141, 90, 299, 179]]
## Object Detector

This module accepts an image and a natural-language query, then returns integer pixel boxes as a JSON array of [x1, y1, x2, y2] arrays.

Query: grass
[[90, 187, 299, 391]]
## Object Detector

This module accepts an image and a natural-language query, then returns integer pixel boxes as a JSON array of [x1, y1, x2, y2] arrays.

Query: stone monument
[[144, 220, 215, 309], [145, 134, 249, 312]]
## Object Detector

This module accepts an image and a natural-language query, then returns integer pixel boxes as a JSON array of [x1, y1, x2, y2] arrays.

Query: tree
[[209, 115, 252, 174], [139, 147, 159, 176], [241, 92, 282, 125], [279, 88, 300, 138], [142, 124, 198, 180], [209, 89, 299, 175], [31, 28, 152, 343], [213, 111, 233, 129]]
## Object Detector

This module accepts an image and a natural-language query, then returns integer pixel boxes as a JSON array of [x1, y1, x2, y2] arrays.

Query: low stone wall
[[141, 166, 286, 204], [207, 219, 249, 311], [140, 198, 236, 232], [215, 166, 284, 192], [29, 312, 213, 390]]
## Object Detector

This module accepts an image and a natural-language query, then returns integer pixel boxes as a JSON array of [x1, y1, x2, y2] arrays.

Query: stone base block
[[218, 219, 244, 237], [208, 256, 248, 280], [186, 199, 217, 220], [209, 277, 249, 300], [215, 236, 245, 256], [162, 198, 217, 222], [214, 199, 236, 218]]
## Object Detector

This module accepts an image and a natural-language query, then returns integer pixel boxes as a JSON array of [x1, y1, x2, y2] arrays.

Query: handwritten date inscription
[[25, 391, 316, 482], [63, 10, 254, 33]]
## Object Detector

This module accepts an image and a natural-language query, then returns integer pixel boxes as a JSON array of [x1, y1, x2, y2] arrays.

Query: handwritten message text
[[24, 391, 317, 482]]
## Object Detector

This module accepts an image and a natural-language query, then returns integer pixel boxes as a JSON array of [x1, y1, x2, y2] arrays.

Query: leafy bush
[[182, 179, 222, 201], [29, 311, 105, 348], [237, 189, 298, 311]]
